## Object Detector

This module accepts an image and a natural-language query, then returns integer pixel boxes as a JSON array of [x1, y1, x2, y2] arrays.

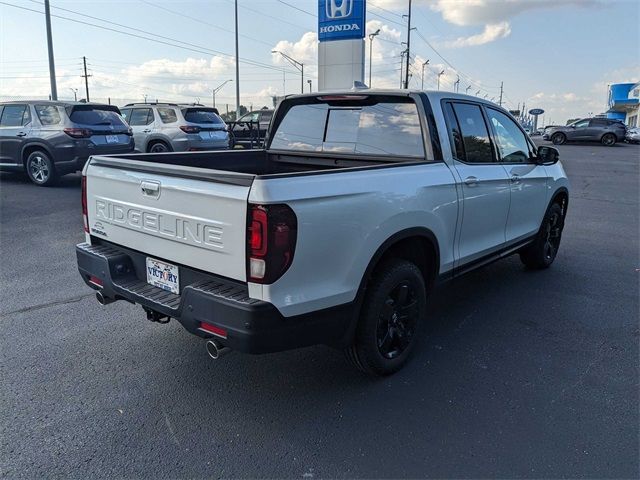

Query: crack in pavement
[[0, 293, 95, 318]]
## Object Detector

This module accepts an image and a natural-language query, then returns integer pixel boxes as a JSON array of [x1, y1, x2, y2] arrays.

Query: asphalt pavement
[[1, 140, 638, 478]]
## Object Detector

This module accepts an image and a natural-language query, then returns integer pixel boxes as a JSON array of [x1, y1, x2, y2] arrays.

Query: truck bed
[[105, 149, 410, 178]]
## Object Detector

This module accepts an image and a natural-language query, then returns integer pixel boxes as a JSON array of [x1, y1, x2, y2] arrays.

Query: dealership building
[[607, 82, 640, 127]]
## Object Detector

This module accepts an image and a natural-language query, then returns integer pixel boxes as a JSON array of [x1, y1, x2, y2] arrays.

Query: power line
[[7, 1, 289, 74], [276, 0, 315, 17]]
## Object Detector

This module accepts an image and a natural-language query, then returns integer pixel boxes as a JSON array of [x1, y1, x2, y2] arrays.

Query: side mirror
[[536, 145, 559, 165]]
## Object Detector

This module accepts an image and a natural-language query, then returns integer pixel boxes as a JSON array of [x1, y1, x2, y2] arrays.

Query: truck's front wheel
[[345, 259, 426, 376]]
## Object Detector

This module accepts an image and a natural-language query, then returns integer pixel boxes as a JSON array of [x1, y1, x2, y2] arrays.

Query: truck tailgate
[[85, 157, 252, 281]]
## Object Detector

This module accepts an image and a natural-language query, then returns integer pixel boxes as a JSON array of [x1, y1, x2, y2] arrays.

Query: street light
[[421, 60, 429, 90], [272, 50, 304, 94], [307, 79, 312, 93], [475, 90, 481, 96], [466, 85, 472, 94], [69, 88, 77, 101], [212, 79, 233, 109], [368, 28, 380, 87], [437, 70, 445, 91]]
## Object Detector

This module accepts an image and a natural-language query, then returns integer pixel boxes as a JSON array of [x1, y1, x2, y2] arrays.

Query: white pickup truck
[[77, 90, 569, 375]]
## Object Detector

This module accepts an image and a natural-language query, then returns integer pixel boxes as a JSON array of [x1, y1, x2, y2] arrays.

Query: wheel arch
[[21, 142, 54, 169], [339, 227, 440, 347], [550, 187, 569, 215], [145, 136, 172, 152]]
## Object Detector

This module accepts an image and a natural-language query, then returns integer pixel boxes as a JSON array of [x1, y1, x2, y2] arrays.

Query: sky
[[1, 0, 639, 124]]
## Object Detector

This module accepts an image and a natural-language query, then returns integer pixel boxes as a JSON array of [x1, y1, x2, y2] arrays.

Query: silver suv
[[546, 118, 627, 146], [120, 103, 230, 152], [0, 101, 134, 186]]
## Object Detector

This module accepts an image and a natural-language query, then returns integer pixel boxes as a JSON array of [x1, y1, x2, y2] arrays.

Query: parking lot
[[0, 141, 638, 477]]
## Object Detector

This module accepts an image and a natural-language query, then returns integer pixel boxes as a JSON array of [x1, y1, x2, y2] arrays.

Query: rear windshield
[[68, 107, 126, 127], [182, 109, 224, 125], [270, 98, 425, 157]]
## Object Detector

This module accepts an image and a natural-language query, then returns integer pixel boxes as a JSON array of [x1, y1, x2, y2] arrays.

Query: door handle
[[464, 176, 478, 186], [142, 129, 152, 133], [16, 132, 27, 137], [510, 174, 521, 184]]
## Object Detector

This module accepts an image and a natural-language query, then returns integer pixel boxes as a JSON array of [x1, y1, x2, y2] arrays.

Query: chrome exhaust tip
[[205, 340, 231, 360], [96, 291, 115, 306]]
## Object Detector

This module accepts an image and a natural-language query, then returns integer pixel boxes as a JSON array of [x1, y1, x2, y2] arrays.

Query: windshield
[[182, 109, 224, 125]]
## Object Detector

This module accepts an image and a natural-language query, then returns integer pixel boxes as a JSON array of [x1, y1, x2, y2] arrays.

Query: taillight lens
[[64, 127, 93, 138], [180, 125, 201, 134], [82, 174, 89, 233], [247, 204, 297, 284]]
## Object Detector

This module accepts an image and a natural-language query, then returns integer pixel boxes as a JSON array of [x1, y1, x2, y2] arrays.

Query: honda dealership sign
[[318, 0, 366, 42], [318, 0, 366, 90]]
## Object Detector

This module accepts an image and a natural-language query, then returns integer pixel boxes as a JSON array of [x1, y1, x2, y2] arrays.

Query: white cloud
[[443, 21, 511, 48]]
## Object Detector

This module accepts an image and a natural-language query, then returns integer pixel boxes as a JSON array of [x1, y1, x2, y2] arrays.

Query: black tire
[[147, 141, 171, 153], [519, 202, 565, 269], [601, 133, 616, 146], [551, 132, 566, 145], [25, 150, 58, 186], [345, 259, 427, 376]]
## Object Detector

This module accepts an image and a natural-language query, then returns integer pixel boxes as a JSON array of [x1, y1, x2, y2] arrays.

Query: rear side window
[[69, 107, 126, 127], [271, 99, 425, 157], [35, 105, 61, 125], [443, 102, 465, 160], [157, 108, 177, 123], [183, 109, 224, 125], [128, 108, 154, 126], [1, 104, 31, 127], [451, 102, 494, 163]]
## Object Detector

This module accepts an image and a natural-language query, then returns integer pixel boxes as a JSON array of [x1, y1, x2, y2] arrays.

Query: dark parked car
[[546, 118, 626, 146], [0, 101, 134, 186], [228, 109, 274, 148]]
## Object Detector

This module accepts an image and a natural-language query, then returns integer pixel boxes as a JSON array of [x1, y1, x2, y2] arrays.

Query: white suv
[[120, 103, 230, 153]]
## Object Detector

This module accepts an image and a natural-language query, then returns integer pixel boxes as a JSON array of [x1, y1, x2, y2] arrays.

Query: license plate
[[106, 134, 119, 144], [146, 258, 179, 294]]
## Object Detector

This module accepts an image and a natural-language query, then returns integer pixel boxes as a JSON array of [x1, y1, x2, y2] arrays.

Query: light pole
[[368, 29, 380, 87], [272, 50, 304, 94], [475, 90, 481, 96], [307, 79, 312, 93], [213, 79, 233, 109], [437, 70, 445, 91], [69, 88, 77, 101], [466, 85, 472, 94], [454, 75, 460, 93], [421, 60, 429, 90]]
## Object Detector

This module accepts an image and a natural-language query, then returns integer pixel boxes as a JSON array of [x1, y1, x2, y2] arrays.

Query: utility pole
[[421, 60, 429, 90], [499, 81, 504, 106], [234, 0, 240, 120], [437, 70, 445, 91], [403, 0, 413, 89], [399, 51, 405, 89], [272, 51, 304, 94], [368, 29, 380, 87], [81, 56, 92, 102], [44, 0, 57, 100]]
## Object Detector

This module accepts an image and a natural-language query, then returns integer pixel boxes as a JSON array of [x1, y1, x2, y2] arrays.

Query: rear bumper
[[53, 140, 135, 173], [76, 240, 355, 354]]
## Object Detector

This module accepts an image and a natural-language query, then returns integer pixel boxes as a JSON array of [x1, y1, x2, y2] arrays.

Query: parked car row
[[0, 99, 275, 185]]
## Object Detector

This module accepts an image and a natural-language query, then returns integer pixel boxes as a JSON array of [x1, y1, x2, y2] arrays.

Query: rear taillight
[[82, 174, 89, 233], [179, 125, 201, 134], [64, 127, 93, 138], [247, 204, 297, 284]]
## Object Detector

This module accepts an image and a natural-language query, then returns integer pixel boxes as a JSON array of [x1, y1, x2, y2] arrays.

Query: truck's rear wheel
[[345, 259, 426, 376]]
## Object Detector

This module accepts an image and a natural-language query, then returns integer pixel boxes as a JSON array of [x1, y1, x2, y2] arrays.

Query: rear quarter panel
[[248, 162, 459, 317]]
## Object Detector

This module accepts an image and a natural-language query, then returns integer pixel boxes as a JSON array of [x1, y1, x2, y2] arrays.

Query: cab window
[[485, 108, 532, 163], [450, 102, 494, 163]]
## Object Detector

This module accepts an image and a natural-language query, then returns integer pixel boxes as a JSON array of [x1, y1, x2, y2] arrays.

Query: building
[[607, 82, 640, 127]]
